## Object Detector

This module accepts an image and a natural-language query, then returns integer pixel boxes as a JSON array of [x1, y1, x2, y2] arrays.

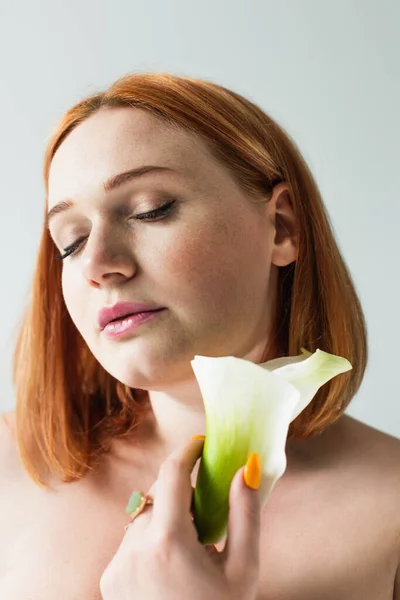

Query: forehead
[[47, 107, 215, 209]]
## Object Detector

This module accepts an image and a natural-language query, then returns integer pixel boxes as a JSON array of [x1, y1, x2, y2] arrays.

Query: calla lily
[[190, 348, 352, 544]]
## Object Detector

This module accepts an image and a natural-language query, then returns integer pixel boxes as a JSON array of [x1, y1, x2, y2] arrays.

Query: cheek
[[61, 270, 86, 329], [161, 217, 270, 315]]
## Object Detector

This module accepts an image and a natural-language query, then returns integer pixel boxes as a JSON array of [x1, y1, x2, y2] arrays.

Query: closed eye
[[55, 199, 177, 261], [135, 199, 176, 220]]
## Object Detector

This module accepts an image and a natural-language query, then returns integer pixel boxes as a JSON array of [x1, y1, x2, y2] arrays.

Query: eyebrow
[[46, 165, 176, 227]]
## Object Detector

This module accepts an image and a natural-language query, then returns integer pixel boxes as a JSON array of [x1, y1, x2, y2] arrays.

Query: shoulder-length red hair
[[11, 73, 367, 487]]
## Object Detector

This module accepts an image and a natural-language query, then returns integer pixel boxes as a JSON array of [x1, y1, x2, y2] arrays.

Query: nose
[[81, 224, 137, 288]]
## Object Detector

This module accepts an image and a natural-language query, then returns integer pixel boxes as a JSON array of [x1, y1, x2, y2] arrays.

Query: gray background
[[0, 0, 398, 438]]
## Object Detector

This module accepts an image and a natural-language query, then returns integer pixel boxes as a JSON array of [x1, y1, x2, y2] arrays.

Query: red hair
[[11, 73, 367, 487]]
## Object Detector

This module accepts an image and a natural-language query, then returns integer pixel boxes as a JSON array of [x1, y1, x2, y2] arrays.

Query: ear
[[268, 182, 299, 267]]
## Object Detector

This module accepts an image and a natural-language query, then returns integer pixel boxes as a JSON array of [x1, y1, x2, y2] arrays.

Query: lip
[[98, 302, 166, 330], [102, 309, 166, 339]]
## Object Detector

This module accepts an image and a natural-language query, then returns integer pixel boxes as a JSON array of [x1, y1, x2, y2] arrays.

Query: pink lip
[[98, 302, 166, 330], [102, 309, 165, 339]]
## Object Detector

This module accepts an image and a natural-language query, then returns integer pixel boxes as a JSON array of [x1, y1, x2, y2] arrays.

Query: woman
[[1, 72, 399, 599]]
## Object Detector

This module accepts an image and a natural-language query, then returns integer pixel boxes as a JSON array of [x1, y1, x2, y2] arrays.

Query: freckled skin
[[47, 107, 284, 391]]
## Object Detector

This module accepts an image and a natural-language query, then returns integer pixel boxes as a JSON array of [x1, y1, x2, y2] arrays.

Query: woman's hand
[[99, 437, 262, 600]]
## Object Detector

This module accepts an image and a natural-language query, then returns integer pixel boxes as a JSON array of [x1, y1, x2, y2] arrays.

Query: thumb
[[223, 453, 262, 583]]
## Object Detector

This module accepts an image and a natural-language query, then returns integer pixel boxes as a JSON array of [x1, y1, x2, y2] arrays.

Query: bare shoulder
[[0, 410, 24, 566], [324, 414, 400, 501], [270, 414, 400, 599], [290, 412, 400, 480], [0, 409, 19, 477], [0, 409, 39, 491], [342, 416, 400, 596], [289, 413, 400, 553], [345, 412, 400, 445], [0, 408, 16, 432], [340, 414, 400, 473], [338, 415, 400, 557]]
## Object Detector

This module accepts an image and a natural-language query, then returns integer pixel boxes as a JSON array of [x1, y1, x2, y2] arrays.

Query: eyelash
[[56, 199, 176, 261]]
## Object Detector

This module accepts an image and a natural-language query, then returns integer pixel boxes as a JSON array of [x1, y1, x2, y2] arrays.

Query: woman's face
[[47, 107, 289, 389]]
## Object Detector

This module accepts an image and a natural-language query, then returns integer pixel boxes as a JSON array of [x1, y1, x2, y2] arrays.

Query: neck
[[135, 380, 207, 454]]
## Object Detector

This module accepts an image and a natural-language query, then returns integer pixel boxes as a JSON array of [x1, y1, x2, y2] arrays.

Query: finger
[[222, 455, 262, 583], [151, 437, 205, 534]]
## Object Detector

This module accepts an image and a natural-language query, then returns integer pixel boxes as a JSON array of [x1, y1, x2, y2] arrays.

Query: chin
[[97, 355, 163, 389], [103, 353, 194, 390]]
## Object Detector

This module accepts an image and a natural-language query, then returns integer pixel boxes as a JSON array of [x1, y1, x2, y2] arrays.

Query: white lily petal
[[260, 348, 352, 421], [258, 346, 310, 372], [190, 348, 352, 545], [191, 355, 300, 543]]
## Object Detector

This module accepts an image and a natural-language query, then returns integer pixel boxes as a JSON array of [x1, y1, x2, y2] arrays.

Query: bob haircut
[[10, 73, 367, 488]]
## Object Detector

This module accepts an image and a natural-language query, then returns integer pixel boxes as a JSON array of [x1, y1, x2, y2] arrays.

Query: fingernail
[[191, 434, 206, 440], [243, 453, 261, 490]]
